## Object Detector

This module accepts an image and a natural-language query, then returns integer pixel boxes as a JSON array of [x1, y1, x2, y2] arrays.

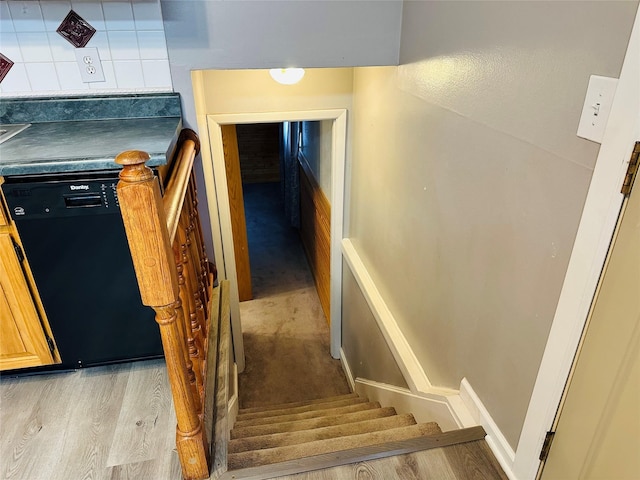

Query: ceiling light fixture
[[269, 68, 305, 85]]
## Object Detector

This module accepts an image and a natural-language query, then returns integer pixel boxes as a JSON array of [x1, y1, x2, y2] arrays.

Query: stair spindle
[[188, 171, 212, 298], [174, 239, 204, 412], [180, 209, 208, 340]]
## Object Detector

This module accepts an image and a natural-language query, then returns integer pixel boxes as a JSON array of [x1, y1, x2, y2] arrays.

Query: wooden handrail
[[115, 130, 214, 480], [164, 129, 200, 243]]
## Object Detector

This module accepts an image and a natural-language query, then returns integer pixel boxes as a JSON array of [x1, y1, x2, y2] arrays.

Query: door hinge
[[621, 141, 640, 196], [12, 239, 24, 263], [539, 431, 556, 462], [46, 336, 56, 355]]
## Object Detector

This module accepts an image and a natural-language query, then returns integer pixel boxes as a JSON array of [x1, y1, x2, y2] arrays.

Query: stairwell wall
[[341, 265, 408, 389], [344, 1, 637, 451]]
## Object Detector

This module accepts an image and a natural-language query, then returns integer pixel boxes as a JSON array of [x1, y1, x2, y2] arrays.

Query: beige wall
[[192, 67, 353, 260], [194, 68, 353, 117], [346, 1, 637, 449], [341, 264, 409, 388]]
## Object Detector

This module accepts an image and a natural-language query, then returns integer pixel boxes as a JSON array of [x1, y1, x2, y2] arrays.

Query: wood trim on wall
[[205, 118, 246, 373], [299, 156, 331, 324], [221, 124, 252, 302]]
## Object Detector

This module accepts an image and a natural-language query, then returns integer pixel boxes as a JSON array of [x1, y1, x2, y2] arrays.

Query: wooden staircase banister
[[163, 129, 200, 244], [116, 149, 180, 306], [115, 129, 217, 480]]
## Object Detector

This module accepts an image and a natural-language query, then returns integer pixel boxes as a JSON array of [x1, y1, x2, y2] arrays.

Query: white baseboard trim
[[342, 239, 455, 397], [340, 347, 356, 392], [446, 394, 478, 428], [354, 378, 462, 432], [341, 353, 477, 433], [459, 378, 518, 480]]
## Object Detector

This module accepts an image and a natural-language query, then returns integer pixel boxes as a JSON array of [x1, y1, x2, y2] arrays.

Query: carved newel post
[[115, 150, 210, 480]]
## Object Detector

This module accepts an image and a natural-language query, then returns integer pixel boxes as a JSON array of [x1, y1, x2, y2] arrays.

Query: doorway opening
[[236, 122, 285, 303], [231, 121, 332, 319], [205, 110, 347, 373], [211, 116, 348, 407]]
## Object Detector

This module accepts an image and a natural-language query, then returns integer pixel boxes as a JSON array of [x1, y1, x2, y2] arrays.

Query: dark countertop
[[0, 93, 182, 176], [0, 117, 181, 175]]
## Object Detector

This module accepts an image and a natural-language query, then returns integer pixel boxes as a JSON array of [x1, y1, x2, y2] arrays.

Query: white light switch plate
[[577, 75, 618, 144], [75, 47, 105, 83]]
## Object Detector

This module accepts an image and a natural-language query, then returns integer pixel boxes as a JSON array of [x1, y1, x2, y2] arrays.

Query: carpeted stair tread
[[233, 402, 382, 428], [228, 422, 443, 470], [229, 413, 418, 453], [238, 393, 359, 415], [231, 406, 398, 439], [235, 397, 368, 422]]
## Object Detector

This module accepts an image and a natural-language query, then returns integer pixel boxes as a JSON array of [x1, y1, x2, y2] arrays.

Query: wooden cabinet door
[[0, 232, 55, 370]]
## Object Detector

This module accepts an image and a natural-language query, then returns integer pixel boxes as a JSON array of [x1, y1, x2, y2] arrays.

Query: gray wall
[[342, 264, 409, 388], [160, 0, 403, 128], [346, 1, 637, 449]]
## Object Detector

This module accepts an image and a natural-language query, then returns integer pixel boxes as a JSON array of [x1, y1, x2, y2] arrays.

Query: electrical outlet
[[75, 47, 105, 83], [577, 75, 618, 144]]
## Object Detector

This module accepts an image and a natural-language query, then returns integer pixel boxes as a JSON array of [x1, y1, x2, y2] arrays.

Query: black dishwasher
[[2, 171, 163, 369]]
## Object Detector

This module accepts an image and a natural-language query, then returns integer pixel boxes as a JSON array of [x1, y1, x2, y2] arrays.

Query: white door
[[540, 142, 639, 479]]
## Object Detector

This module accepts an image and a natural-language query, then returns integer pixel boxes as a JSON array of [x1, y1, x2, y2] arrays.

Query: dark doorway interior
[[236, 123, 281, 185], [235, 123, 349, 408]]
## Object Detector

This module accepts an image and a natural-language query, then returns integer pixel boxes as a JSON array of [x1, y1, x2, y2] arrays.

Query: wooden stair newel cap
[[115, 150, 154, 182]]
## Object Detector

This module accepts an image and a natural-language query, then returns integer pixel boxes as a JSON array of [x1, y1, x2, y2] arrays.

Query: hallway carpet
[[238, 182, 350, 409]]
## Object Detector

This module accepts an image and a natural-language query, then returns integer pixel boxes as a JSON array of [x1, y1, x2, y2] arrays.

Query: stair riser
[[231, 407, 398, 439], [233, 402, 382, 428], [229, 414, 418, 453], [238, 393, 359, 415], [228, 423, 443, 470], [235, 397, 368, 422]]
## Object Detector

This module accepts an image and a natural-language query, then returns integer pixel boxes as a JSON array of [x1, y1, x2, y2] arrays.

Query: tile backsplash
[[0, 0, 172, 97]]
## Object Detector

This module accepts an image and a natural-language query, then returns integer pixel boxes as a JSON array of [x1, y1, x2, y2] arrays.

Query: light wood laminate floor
[[1, 360, 506, 480], [1, 360, 181, 480], [281, 439, 507, 480]]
